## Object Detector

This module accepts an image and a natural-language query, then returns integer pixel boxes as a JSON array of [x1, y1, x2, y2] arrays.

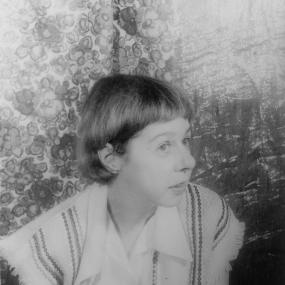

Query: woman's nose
[[175, 147, 196, 173]]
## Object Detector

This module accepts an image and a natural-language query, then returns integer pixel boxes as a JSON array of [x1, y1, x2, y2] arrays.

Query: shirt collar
[[129, 206, 192, 262], [75, 185, 192, 285], [151, 206, 192, 261]]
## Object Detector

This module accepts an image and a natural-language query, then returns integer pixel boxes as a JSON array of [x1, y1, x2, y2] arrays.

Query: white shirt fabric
[[99, 206, 193, 285], [0, 183, 245, 285]]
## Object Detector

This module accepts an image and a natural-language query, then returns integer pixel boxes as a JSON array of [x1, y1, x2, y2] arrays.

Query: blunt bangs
[[77, 74, 193, 184], [111, 87, 191, 144]]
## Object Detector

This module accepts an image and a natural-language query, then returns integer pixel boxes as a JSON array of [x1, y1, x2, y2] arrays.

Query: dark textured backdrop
[[0, 0, 284, 284]]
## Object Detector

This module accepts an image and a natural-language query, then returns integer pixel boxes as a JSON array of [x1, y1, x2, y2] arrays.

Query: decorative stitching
[[68, 208, 82, 254], [214, 199, 228, 241], [30, 239, 55, 284], [62, 212, 76, 285], [32, 233, 60, 284], [216, 197, 226, 229], [189, 185, 197, 285], [39, 228, 64, 284], [72, 205, 84, 244], [185, 185, 193, 284], [213, 200, 230, 246], [68, 208, 82, 277], [193, 185, 202, 285], [152, 250, 159, 285], [213, 208, 231, 250]]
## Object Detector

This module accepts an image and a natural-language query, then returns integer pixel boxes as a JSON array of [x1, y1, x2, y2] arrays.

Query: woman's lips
[[169, 182, 187, 195], [169, 181, 187, 188]]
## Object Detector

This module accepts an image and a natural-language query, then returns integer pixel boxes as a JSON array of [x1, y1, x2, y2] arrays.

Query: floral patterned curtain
[[0, 0, 284, 283], [0, 0, 181, 236], [0, 0, 114, 236]]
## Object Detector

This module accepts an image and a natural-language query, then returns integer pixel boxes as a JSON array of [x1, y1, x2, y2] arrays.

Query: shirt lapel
[[152, 206, 192, 261], [75, 186, 192, 285]]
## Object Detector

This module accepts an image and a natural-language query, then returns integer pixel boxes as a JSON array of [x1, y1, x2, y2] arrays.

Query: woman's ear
[[97, 143, 123, 174]]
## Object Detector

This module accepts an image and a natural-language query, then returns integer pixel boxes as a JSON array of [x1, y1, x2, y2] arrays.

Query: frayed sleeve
[[0, 199, 81, 285], [207, 197, 245, 285], [0, 188, 91, 285], [0, 213, 60, 285]]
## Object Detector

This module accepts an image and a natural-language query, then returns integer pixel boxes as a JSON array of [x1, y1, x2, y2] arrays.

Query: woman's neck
[[107, 179, 156, 255]]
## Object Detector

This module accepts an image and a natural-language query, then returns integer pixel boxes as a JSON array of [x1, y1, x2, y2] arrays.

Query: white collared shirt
[[99, 206, 192, 285], [0, 183, 244, 285]]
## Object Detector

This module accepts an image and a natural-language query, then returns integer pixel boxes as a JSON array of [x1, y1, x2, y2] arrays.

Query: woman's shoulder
[[0, 183, 100, 249], [0, 183, 106, 285], [185, 183, 244, 235], [185, 182, 245, 262]]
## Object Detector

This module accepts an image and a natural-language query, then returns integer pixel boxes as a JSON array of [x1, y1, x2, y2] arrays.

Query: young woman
[[0, 74, 244, 285]]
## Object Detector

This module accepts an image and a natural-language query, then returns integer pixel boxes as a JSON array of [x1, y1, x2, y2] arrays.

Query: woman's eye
[[158, 141, 171, 152], [182, 137, 191, 146]]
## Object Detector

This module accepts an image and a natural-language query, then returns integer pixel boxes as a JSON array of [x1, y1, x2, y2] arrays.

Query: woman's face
[[116, 117, 196, 207]]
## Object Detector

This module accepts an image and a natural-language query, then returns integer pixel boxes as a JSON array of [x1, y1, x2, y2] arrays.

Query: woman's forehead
[[134, 117, 190, 141]]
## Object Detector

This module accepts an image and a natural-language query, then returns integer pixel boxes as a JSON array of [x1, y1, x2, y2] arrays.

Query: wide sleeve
[[0, 194, 86, 285], [0, 212, 63, 285], [207, 196, 245, 285]]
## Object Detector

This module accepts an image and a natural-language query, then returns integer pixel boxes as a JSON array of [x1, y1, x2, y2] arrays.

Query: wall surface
[[173, 1, 285, 284]]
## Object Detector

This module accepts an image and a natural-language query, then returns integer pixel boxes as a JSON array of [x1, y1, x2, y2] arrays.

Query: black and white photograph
[[0, 1, 284, 284]]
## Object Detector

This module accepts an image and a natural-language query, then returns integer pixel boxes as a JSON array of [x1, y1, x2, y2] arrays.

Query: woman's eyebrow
[[148, 127, 191, 143], [148, 132, 174, 143]]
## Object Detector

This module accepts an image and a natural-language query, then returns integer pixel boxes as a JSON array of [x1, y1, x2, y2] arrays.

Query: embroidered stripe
[[214, 199, 228, 242], [213, 201, 230, 247], [185, 187, 193, 283], [72, 205, 83, 244], [68, 208, 82, 277], [189, 185, 197, 285], [213, 208, 231, 249], [68, 208, 82, 254], [216, 197, 226, 229], [62, 212, 76, 285], [30, 239, 55, 284], [32, 233, 60, 284], [39, 228, 64, 283], [193, 185, 202, 285]]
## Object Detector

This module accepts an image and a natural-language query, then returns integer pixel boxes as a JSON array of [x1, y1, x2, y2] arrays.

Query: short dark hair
[[77, 74, 193, 185]]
